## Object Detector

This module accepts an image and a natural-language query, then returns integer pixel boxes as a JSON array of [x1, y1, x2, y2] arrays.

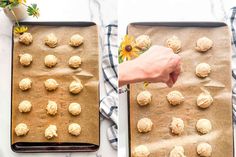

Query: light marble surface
[[118, 0, 236, 156], [0, 0, 117, 157], [2, 0, 236, 157]]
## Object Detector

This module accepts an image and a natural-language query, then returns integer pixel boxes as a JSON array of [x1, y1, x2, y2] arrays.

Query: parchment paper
[[12, 24, 99, 145], [128, 23, 233, 157]]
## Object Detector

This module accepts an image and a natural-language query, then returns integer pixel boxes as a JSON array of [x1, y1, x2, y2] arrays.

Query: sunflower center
[[125, 45, 132, 52]]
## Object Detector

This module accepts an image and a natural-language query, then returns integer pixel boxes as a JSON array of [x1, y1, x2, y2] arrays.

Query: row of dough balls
[[19, 78, 83, 94], [19, 53, 82, 69], [18, 32, 84, 48], [15, 123, 81, 139], [133, 143, 212, 157], [135, 34, 213, 53], [137, 117, 212, 135], [18, 100, 81, 116], [137, 90, 213, 109]]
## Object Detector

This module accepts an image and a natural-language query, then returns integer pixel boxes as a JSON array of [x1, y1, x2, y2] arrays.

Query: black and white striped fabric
[[100, 23, 118, 149], [230, 7, 236, 122]]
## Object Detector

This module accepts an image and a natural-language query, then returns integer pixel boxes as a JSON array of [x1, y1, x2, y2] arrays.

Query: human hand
[[133, 45, 181, 87]]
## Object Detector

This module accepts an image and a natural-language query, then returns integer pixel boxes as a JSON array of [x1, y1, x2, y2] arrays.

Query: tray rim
[[126, 21, 234, 157], [10, 21, 101, 153], [128, 21, 227, 27], [18, 21, 97, 26]]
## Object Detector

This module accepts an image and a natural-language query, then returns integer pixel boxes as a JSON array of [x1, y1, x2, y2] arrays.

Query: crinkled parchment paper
[[12, 24, 99, 145], [128, 23, 233, 157]]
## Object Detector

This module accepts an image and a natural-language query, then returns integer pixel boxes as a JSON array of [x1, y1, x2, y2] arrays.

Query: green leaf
[[118, 46, 124, 63], [0, 0, 10, 8], [27, 3, 40, 18], [0, 0, 15, 8], [118, 55, 123, 64], [0, 2, 8, 8]]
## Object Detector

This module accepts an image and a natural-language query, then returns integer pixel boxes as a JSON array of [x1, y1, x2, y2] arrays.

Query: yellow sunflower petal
[[14, 26, 28, 35], [127, 55, 131, 61], [131, 52, 139, 57], [121, 55, 126, 61], [17, 0, 26, 3], [119, 49, 126, 56], [144, 82, 149, 88]]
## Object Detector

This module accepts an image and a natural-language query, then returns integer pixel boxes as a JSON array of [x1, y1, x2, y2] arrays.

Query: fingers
[[166, 77, 174, 87], [166, 71, 178, 88], [175, 62, 181, 76], [167, 55, 181, 87], [167, 55, 180, 76], [141, 45, 181, 87], [170, 72, 178, 84], [171, 64, 181, 83], [170, 54, 181, 68], [162, 73, 174, 88]]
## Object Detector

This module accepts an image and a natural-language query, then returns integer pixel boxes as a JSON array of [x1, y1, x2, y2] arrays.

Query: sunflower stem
[[10, 9, 20, 27]]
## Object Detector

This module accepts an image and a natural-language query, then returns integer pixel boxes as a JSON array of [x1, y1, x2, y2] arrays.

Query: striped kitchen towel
[[100, 23, 118, 150], [229, 7, 236, 121]]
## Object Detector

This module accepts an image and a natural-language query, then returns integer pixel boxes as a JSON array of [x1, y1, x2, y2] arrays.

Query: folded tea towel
[[229, 7, 236, 122], [100, 23, 118, 150]]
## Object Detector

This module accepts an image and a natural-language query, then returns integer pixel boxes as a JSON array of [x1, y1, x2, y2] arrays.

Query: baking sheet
[[11, 22, 99, 152], [128, 22, 233, 157]]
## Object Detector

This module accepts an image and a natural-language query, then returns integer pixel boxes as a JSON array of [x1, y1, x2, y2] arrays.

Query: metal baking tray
[[127, 22, 234, 157], [11, 21, 100, 153]]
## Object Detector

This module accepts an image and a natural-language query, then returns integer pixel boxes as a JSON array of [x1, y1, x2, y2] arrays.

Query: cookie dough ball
[[44, 55, 58, 68], [167, 91, 184, 106], [196, 119, 212, 134], [46, 100, 57, 116], [196, 63, 211, 78], [197, 143, 212, 157], [170, 117, 184, 135], [44, 79, 58, 91], [169, 146, 186, 157], [19, 53, 32, 66], [137, 118, 153, 133], [18, 100, 32, 113], [69, 34, 84, 47], [135, 35, 151, 50], [19, 78, 32, 91], [166, 36, 182, 53], [133, 145, 150, 157], [137, 91, 152, 106], [68, 56, 82, 68], [68, 102, 81, 116], [69, 80, 83, 94], [15, 123, 29, 136], [195, 37, 213, 52], [45, 33, 58, 48], [68, 123, 81, 136], [197, 91, 213, 109], [45, 125, 57, 139], [19, 32, 33, 45]]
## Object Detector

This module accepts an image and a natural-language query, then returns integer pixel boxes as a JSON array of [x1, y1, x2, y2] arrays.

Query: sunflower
[[119, 35, 139, 62], [18, 0, 26, 4], [8, 0, 26, 4], [14, 26, 28, 35]]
